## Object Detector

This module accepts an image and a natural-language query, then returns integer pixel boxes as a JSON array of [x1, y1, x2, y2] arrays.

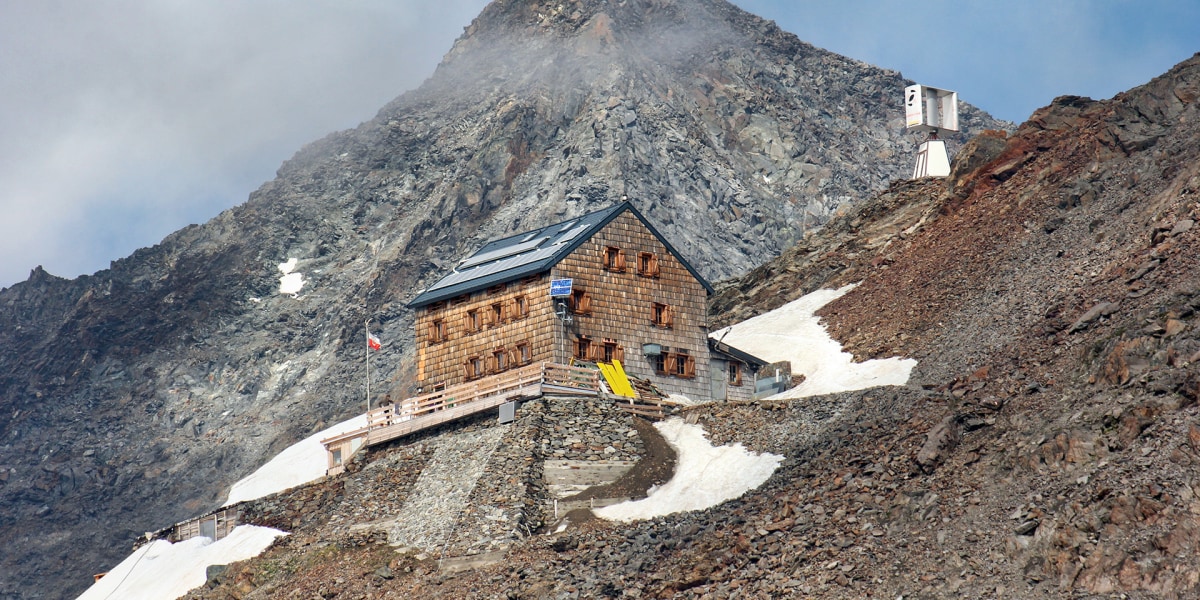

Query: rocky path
[[385, 425, 507, 553]]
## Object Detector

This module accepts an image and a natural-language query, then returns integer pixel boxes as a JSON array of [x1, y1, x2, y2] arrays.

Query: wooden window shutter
[[506, 348, 517, 366], [614, 345, 625, 363], [684, 355, 696, 378], [616, 250, 627, 271], [664, 305, 674, 328], [463, 359, 473, 380], [578, 292, 592, 315], [665, 353, 678, 375], [427, 321, 437, 343], [648, 253, 660, 277]]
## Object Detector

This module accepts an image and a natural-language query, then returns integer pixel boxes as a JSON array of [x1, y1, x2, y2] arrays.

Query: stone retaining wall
[[444, 394, 648, 556]]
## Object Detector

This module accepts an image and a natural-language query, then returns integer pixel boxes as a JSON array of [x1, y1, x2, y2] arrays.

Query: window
[[601, 339, 624, 363], [604, 246, 626, 272], [490, 302, 504, 326], [638, 252, 660, 277], [512, 295, 529, 319], [652, 348, 669, 375], [654, 349, 694, 379], [674, 350, 690, 377], [428, 319, 446, 343], [427, 301, 445, 313], [652, 302, 673, 328], [487, 283, 506, 295], [728, 362, 743, 386], [570, 289, 592, 315], [515, 340, 532, 366], [465, 355, 484, 380], [452, 294, 470, 306], [575, 336, 592, 361], [465, 309, 482, 333], [493, 347, 509, 372]]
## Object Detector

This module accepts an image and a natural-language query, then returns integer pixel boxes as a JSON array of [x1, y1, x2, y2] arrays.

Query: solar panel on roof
[[456, 237, 547, 269], [427, 245, 559, 294], [554, 223, 591, 244]]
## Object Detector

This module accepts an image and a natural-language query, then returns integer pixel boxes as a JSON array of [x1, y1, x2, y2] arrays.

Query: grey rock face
[[0, 1, 1007, 597]]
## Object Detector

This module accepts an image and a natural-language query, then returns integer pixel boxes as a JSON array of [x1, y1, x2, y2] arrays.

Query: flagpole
[[365, 318, 371, 413]]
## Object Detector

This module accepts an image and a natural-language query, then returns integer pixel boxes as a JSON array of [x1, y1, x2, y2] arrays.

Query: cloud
[[0, 0, 489, 287]]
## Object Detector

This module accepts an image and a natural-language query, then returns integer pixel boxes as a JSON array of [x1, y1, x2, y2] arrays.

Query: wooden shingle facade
[[409, 203, 727, 401]]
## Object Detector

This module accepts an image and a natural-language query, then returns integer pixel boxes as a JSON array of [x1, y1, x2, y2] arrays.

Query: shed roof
[[408, 202, 713, 308], [708, 337, 770, 369]]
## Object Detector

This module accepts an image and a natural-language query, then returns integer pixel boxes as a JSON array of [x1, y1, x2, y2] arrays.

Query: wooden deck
[[322, 362, 599, 475]]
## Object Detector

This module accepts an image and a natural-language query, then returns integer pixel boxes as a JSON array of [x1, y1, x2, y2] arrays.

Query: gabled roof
[[408, 202, 713, 308]]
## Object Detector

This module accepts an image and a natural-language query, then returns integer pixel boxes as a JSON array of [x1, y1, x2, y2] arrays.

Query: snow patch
[[77, 525, 286, 600], [665, 393, 700, 406], [277, 258, 304, 295], [224, 415, 368, 506], [595, 418, 781, 522], [710, 284, 915, 399]]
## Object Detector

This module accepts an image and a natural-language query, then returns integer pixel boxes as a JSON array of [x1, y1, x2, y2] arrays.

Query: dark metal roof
[[408, 202, 713, 308], [708, 337, 770, 369]]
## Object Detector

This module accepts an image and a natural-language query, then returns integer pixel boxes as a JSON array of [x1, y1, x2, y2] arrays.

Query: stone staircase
[[383, 425, 507, 552]]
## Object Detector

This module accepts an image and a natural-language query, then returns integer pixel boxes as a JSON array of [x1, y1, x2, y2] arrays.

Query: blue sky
[[0, 0, 1196, 288]]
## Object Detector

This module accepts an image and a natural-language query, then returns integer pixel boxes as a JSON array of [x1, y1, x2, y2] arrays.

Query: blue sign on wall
[[549, 278, 573, 297]]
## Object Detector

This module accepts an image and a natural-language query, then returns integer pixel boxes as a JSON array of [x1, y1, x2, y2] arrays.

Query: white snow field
[[77, 525, 286, 600], [596, 418, 783, 522], [77, 415, 365, 599], [709, 284, 916, 399], [224, 414, 368, 506]]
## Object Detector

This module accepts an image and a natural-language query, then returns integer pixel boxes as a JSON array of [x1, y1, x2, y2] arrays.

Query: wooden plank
[[615, 405, 665, 418]]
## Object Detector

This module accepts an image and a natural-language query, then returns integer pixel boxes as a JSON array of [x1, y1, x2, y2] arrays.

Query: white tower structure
[[904, 84, 959, 178]]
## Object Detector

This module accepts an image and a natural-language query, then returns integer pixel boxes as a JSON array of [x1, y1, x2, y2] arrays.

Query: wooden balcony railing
[[322, 362, 599, 474]]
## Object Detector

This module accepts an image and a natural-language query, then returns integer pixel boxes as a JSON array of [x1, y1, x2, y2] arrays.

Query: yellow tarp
[[599, 359, 637, 398]]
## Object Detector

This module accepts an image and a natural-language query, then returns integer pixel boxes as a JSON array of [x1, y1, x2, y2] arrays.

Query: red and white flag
[[367, 332, 382, 351]]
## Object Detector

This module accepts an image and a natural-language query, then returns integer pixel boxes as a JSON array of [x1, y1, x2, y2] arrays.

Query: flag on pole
[[368, 332, 382, 351]]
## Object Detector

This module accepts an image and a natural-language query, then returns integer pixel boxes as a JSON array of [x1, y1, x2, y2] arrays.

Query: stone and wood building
[[408, 202, 764, 402]]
